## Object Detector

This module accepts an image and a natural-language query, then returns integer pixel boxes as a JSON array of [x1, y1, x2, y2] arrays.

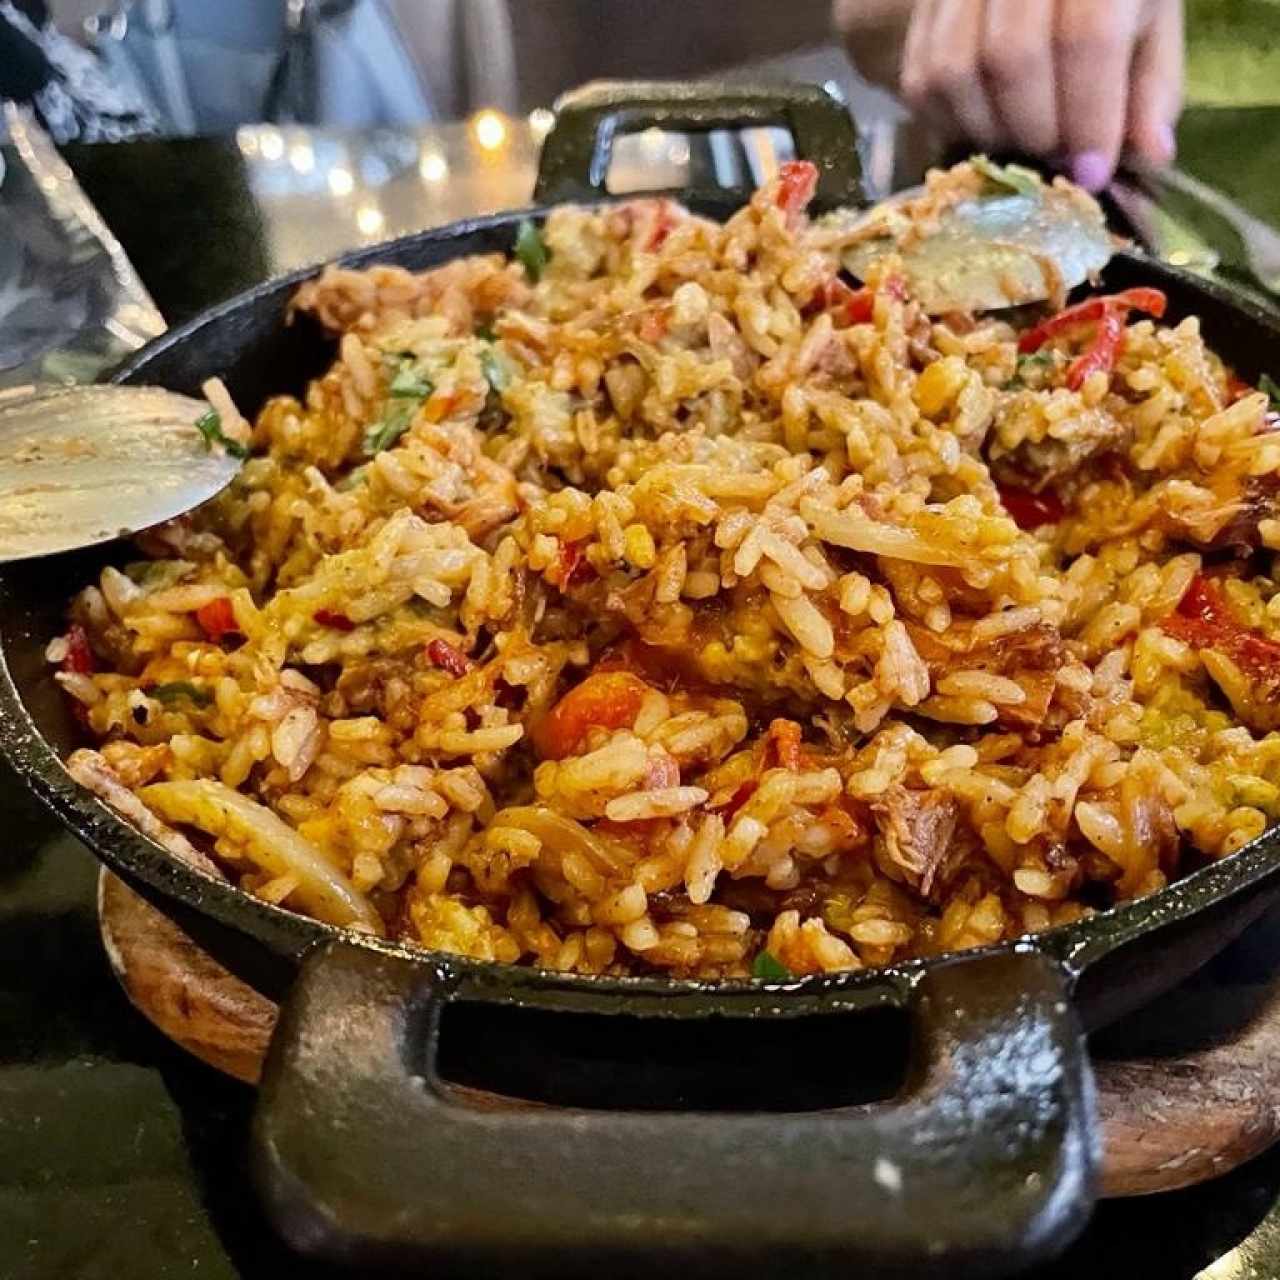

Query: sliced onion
[[140, 779, 384, 934]]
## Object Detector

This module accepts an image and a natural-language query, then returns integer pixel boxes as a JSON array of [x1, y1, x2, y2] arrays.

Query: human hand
[[847, 0, 1184, 192]]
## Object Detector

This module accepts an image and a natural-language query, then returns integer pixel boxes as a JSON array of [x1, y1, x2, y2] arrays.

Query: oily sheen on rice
[[51, 160, 1280, 979]]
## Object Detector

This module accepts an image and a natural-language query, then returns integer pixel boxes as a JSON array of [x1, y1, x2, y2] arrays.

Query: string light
[[418, 149, 449, 183], [355, 205, 385, 236], [259, 126, 284, 162], [327, 166, 355, 197], [288, 142, 315, 174], [471, 109, 508, 152], [236, 127, 259, 157]]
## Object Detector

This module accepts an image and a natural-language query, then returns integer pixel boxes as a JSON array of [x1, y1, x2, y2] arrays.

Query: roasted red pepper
[[425, 638, 473, 677], [1018, 288, 1168, 355], [1162, 573, 1280, 677], [775, 160, 818, 220], [195, 597, 240, 642], [1065, 308, 1126, 391], [815, 275, 906, 327], [62, 623, 95, 675], [313, 609, 356, 632], [998, 484, 1066, 530]]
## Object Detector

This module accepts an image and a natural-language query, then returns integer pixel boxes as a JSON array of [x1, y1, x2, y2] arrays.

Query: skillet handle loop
[[252, 943, 1098, 1275], [533, 79, 867, 212]]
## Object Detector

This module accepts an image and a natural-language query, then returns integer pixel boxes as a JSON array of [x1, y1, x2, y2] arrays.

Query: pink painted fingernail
[[1153, 123, 1176, 164], [1070, 150, 1112, 192]]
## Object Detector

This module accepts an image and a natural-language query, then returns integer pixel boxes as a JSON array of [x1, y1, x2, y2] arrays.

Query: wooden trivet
[[98, 868, 1280, 1199]]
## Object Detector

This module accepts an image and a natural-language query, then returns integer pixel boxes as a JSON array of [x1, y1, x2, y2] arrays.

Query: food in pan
[[51, 159, 1280, 979]]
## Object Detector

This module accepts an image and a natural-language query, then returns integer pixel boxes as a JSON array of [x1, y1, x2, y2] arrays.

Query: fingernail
[[1070, 150, 1112, 193], [1153, 122, 1176, 164]]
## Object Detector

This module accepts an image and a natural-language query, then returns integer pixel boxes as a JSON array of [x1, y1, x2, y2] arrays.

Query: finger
[[981, 0, 1059, 157], [1126, 0, 1184, 167], [1055, 0, 1144, 190], [900, 0, 941, 113], [918, 0, 1000, 148]]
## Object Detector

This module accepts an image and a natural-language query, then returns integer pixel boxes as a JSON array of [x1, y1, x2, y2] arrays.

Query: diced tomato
[[1018, 288, 1167, 355], [644, 752, 681, 790], [313, 609, 356, 632], [426, 638, 473, 677], [775, 160, 818, 220], [62, 623, 96, 676], [532, 671, 652, 760], [1162, 573, 1280, 677], [998, 484, 1066, 530], [195, 597, 240, 642], [1065, 308, 1126, 391], [549, 540, 596, 591], [766, 718, 804, 771]]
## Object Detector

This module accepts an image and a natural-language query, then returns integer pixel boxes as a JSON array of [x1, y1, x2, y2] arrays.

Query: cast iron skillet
[[6, 82, 1280, 1279]]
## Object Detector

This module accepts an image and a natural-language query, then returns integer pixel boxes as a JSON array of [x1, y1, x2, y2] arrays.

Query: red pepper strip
[[817, 275, 906, 326], [1065, 308, 1126, 391], [425, 638, 473, 677], [766, 718, 804, 771], [1018, 288, 1168, 354], [1227, 374, 1255, 403], [62, 623, 95, 675], [1162, 573, 1280, 678], [644, 200, 678, 251], [717, 779, 758, 817], [775, 160, 818, 219], [195, 597, 240, 642], [997, 484, 1066, 530], [313, 609, 356, 632]]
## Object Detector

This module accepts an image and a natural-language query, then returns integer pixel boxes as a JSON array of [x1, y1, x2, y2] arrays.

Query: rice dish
[[53, 161, 1280, 979]]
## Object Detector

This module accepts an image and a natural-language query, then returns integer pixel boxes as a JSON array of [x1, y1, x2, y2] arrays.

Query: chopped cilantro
[[193, 409, 249, 460], [481, 346, 510, 393], [475, 320, 497, 342], [364, 402, 415, 456], [515, 219, 549, 282], [1260, 372, 1280, 412], [972, 155, 1042, 198], [389, 361, 434, 399], [149, 680, 214, 707], [752, 950, 791, 981]]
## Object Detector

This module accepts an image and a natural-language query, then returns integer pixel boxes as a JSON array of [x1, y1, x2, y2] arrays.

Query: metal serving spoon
[[826, 160, 1116, 315], [0, 385, 242, 562]]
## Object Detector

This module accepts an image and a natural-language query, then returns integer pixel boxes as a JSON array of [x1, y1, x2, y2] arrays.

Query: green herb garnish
[[389, 362, 434, 399], [481, 347, 510, 393], [514, 219, 549, 282], [364, 402, 415, 456], [1006, 350, 1053, 389], [972, 155, 1042, 198], [475, 320, 497, 342], [752, 950, 791, 981], [193, 410, 249, 460], [149, 681, 214, 707], [1260, 372, 1280, 412]]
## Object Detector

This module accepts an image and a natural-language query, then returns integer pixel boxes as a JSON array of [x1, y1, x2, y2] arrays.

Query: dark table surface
[[9, 104, 1280, 1279]]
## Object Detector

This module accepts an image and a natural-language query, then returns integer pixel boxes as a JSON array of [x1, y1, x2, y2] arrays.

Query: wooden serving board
[[97, 869, 1280, 1199]]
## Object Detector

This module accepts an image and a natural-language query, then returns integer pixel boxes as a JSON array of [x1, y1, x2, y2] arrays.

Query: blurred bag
[[86, 0, 445, 136]]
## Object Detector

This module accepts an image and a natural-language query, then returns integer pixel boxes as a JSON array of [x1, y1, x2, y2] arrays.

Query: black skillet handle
[[533, 79, 868, 213], [251, 942, 1098, 1276]]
